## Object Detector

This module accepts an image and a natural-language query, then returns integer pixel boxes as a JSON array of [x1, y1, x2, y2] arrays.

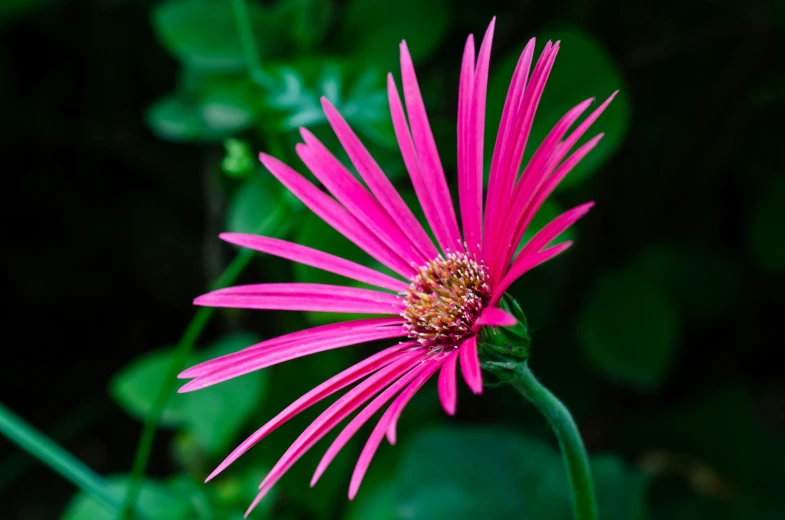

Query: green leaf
[[109, 333, 268, 454], [222, 138, 255, 178], [61, 475, 189, 520], [347, 426, 648, 520], [225, 173, 285, 234], [487, 26, 629, 190], [748, 175, 785, 274], [578, 272, 679, 391], [340, 0, 450, 68], [629, 243, 739, 318], [152, 0, 278, 72], [275, 0, 333, 51], [146, 74, 259, 142]]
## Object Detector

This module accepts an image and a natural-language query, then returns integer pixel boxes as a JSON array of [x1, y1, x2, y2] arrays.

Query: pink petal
[[179, 317, 403, 379], [179, 323, 408, 392], [351, 360, 443, 498], [473, 307, 517, 330], [219, 233, 407, 293], [259, 153, 416, 277], [437, 350, 459, 415], [519, 202, 594, 258], [310, 359, 433, 487], [204, 343, 413, 483], [459, 335, 483, 394], [296, 132, 425, 266], [387, 74, 457, 254], [245, 349, 426, 515], [320, 97, 439, 261], [399, 43, 463, 252], [193, 282, 403, 314], [457, 34, 476, 253], [492, 241, 573, 303]]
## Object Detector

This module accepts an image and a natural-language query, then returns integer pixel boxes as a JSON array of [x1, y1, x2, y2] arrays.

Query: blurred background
[[2, 0, 784, 518]]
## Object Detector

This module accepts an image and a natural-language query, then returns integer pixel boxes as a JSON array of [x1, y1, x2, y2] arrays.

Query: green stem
[[0, 402, 130, 517], [512, 362, 598, 520], [120, 206, 286, 520]]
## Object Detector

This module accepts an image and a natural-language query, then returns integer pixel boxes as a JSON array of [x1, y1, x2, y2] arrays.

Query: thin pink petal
[[473, 307, 517, 330], [296, 132, 425, 266], [219, 233, 407, 293], [193, 282, 403, 314], [492, 241, 573, 303], [459, 335, 483, 394], [204, 343, 413, 483], [179, 317, 403, 379], [399, 43, 463, 252], [437, 350, 459, 415], [259, 153, 416, 277], [387, 74, 456, 254], [179, 324, 408, 392], [321, 97, 439, 261], [351, 361, 443, 498], [310, 359, 433, 487], [245, 350, 426, 515], [457, 34, 476, 253], [519, 202, 594, 257]]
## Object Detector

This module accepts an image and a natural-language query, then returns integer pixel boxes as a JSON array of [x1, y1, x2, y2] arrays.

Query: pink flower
[[179, 18, 615, 516]]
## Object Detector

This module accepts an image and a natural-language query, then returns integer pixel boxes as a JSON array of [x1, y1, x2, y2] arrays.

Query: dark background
[[1, 0, 784, 518]]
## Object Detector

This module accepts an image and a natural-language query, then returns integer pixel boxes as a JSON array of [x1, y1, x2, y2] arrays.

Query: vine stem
[[511, 362, 598, 520], [119, 206, 286, 520]]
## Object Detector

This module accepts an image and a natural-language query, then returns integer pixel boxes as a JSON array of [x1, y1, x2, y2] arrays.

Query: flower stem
[[512, 362, 598, 520], [0, 402, 132, 517]]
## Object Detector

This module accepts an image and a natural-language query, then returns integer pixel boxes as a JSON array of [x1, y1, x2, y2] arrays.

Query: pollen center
[[402, 252, 490, 349]]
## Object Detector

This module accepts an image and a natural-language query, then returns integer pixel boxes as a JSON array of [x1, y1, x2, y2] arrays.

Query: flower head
[[179, 18, 614, 516]]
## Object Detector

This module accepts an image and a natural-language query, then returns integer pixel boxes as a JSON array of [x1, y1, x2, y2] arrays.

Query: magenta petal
[[203, 343, 412, 484], [437, 351, 459, 415], [310, 360, 432, 488], [193, 282, 403, 314], [296, 133, 425, 266], [259, 153, 416, 277], [492, 241, 573, 303], [459, 335, 483, 394], [179, 317, 403, 380], [474, 307, 517, 329], [219, 233, 407, 293], [245, 350, 426, 515], [320, 97, 439, 261], [519, 202, 594, 258], [398, 43, 463, 252], [351, 360, 442, 498], [179, 324, 408, 392]]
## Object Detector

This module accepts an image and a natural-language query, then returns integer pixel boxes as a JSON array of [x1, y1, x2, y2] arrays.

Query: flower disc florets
[[402, 251, 491, 349]]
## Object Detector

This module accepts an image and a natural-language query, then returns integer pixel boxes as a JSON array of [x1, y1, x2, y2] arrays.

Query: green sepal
[[477, 294, 532, 385]]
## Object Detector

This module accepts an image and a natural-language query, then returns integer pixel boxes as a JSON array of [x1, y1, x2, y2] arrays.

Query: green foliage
[[61, 475, 191, 520], [347, 426, 648, 520], [222, 138, 255, 178], [110, 333, 268, 455], [578, 272, 679, 391], [340, 0, 450, 69], [225, 173, 287, 234], [487, 26, 629, 190]]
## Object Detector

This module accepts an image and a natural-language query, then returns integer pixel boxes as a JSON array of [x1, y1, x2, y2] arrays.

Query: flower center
[[402, 252, 491, 349]]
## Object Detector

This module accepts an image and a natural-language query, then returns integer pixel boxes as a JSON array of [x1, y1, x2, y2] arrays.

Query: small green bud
[[221, 138, 255, 178]]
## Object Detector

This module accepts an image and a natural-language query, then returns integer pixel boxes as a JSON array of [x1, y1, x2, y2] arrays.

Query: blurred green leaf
[[152, 0, 278, 72], [347, 426, 647, 520], [110, 333, 267, 454], [629, 243, 740, 318], [748, 175, 785, 274], [0, 0, 47, 24], [487, 26, 629, 190], [340, 0, 449, 68], [578, 272, 679, 391], [225, 173, 289, 234], [146, 75, 259, 142], [61, 475, 189, 520]]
